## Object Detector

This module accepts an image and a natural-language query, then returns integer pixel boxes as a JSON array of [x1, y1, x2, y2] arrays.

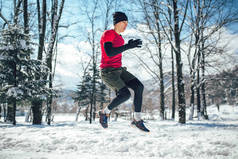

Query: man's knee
[[137, 82, 144, 93], [118, 87, 131, 101], [126, 78, 144, 94]]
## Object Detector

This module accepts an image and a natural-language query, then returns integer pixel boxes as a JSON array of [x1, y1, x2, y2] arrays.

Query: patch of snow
[[0, 105, 238, 159]]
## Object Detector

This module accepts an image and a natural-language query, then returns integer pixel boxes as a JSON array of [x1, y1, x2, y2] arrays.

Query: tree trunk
[[196, 50, 201, 120], [0, 104, 2, 119], [171, 46, 176, 120], [157, 18, 165, 120], [46, 97, 52, 125], [75, 106, 81, 121], [23, 0, 29, 34], [170, 24, 176, 120], [159, 55, 165, 120], [30, 0, 47, 125], [153, 2, 165, 120], [92, 66, 96, 121], [91, 0, 98, 122], [3, 103, 7, 122], [189, 83, 195, 120], [149, 0, 165, 120], [32, 98, 42, 124], [91, 66, 96, 123], [25, 106, 32, 122], [189, 56, 196, 120], [85, 105, 89, 121], [46, 0, 65, 125], [201, 80, 208, 119], [89, 101, 93, 124], [93, 99, 96, 121], [173, 0, 186, 124], [189, 79, 195, 120], [6, 103, 14, 123], [201, 37, 208, 120], [167, 1, 176, 120], [37, 0, 46, 61], [13, 100, 16, 125], [11, 58, 17, 125]]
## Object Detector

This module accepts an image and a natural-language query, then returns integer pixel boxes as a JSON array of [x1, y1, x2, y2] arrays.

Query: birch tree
[[187, 0, 238, 120], [200, 0, 238, 119], [77, 0, 101, 123], [135, 0, 166, 119], [29, 0, 48, 125], [167, 0, 176, 120], [45, 0, 65, 125], [171, 0, 188, 123], [156, 0, 188, 123], [131, 0, 188, 122]]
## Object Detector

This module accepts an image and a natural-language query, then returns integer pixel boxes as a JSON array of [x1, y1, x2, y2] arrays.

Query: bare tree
[[36, 0, 46, 61], [187, 0, 238, 120], [167, 0, 176, 120], [29, 0, 47, 125], [186, 0, 203, 120], [77, 0, 101, 124], [200, 0, 238, 119], [171, 0, 188, 123], [45, 0, 65, 125], [13, 0, 23, 24], [101, 0, 116, 31], [135, 0, 166, 119], [131, 0, 188, 123]]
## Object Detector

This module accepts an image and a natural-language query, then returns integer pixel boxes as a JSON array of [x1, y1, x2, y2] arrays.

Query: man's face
[[115, 21, 128, 33]]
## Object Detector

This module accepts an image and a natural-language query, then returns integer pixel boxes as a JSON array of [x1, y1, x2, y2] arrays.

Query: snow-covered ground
[[0, 104, 238, 159]]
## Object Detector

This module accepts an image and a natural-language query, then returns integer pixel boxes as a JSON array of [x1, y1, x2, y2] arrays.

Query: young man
[[99, 12, 149, 132]]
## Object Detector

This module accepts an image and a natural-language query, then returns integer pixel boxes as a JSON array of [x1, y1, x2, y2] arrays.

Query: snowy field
[[0, 104, 238, 159]]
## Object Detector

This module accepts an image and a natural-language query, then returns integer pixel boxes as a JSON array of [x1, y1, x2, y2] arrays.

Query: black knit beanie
[[113, 12, 128, 25]]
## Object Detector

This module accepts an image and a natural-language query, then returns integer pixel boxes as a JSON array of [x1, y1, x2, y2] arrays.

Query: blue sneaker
[[131, 119, 150, 132], [99, 111, 109, 128]]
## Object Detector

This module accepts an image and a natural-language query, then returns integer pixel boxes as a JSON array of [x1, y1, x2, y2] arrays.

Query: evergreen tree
[[74, 67, 108, 123], [90, 65, 109, 122], [74, 73, 92, 109], [0, 25, 49, 125]]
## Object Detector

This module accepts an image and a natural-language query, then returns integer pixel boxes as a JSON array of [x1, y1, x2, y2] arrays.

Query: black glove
[[125, 39, 142, 50]]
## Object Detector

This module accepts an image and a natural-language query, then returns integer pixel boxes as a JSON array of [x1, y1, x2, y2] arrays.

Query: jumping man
[[99, 12, 150, 132]]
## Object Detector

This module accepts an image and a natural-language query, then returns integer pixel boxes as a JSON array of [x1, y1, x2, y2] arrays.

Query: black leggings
[[107, 78, 144, 112]]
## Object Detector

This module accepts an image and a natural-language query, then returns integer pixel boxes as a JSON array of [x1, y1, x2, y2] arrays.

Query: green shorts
[[100, 67, 136, 92]]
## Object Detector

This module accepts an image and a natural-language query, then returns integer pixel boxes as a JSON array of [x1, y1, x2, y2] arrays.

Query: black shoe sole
[[131, 123, 150, 132]]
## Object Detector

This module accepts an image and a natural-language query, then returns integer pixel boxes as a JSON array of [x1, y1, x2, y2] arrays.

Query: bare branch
[[0, 11, 9, 26]]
